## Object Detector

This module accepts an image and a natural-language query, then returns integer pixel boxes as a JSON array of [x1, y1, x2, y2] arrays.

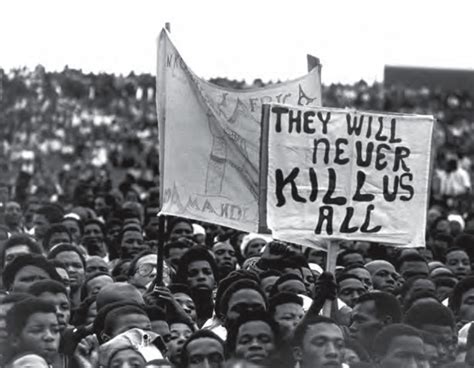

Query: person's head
[[3, 254, 61, 292], [28, 280, 71, 331], [349, 292, 402, 351], [365, 260, 398, 293], [61, 215, 83, 245], [431, 233, 453, 260], [434, 277, 456, 302], [270, 274, 307, 297], [82, 272, 114, 299], [450, 276, 474, 322], [337, 274, 367, 308], [373, 324, 425, 368], [168, 284, 197, 323], [167, 218, 193, 242], [446, 247, 472, 280], [86, 255, 109, 275], [6, 353, 50, 368], [304, 247, 327, 268], [259, 270, 282, 299], [404, 300, 456, 364], [101, 304, 151, 342], [164, 238, 194, 270], [145, 307, 170, 343], [119, 226, 149, 260], [292, 316, 345, 368], [167, 318, 195, 366], [82, 219, 106, 256], [32, 205, 64, 239], [240, 234, 269, 259], [399, 276, 436, 307], [220, 279, 267, 326], [344, 264, 373, 291], [181, 330, 225, 368], [6, 297, 60, 363], [212, 242, 238, 279], [465, 323, 474, 367], [227, 311, 278, 366], [2, 234, 42, 267], [47, 244, 86, 292], [397, 253, 429, 280], [96, 282, 145, 311], [0, 293, 31, 355], [4, 201, 22, 228], [42, 224, 72, 252], [269, 292, 304, 342], [175, 247, 218, 291], [337, 250, 364, 267]]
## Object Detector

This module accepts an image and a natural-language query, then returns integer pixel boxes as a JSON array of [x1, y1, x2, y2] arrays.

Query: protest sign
[[156, 29, 322, 232], [263, 103, 434, 248]]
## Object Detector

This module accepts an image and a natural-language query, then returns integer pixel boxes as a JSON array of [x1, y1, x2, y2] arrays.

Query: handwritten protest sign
[[156, 29, 322, 232], [264, 103, 434, 248]]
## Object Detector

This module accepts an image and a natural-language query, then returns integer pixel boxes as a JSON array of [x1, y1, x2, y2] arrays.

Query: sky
[[1, 0, 473, 84]]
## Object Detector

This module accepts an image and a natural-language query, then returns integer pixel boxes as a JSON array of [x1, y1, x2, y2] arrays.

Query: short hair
[[102, 304, 148, 336], [373, 324, 422, 357], [181, 330, 225, 368], [42, 224, 72, 251], [396, 253, 427, 271], [6, 297, 56, 337], [450, 276, 474, 314], [403, 290, 439, 312], [399, 276, 434, 302], [337, 249, 363, 266], [61, 215, 84, 235], [434, 277, 457, 289], [356, 292, 402, 323], [337, 273, 364, 287], [35, 204, 64, 224], [167, 217, 193, 238], [163, 238, 194, 258], [260, 269, 282, 280], [292, 315, 341, 348], [215, 271, 260, 319], [270, 274, 305, 297], [83, 219, 105, 235], [1, 234, 42, 265], [174, 246, 219, 285], [226, 311, 278, 355], [71, 295, 96, 326], [47, 243, 86, 268], [404, 300, 455, 329], [168, 283, 192, 296], [269, 292, 303, 315], [111, 259, 130, 279], [80, 271, 113, 300], [446, 247, 469, 258], [220, 279, 267, 318], [2, 254, 61, 290], [28, 280, 67, 297], [1, 292, 31, 305]]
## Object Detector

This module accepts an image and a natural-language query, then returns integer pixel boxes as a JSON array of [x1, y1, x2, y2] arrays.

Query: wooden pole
[[155, 214, 166, 286], [322, 240, 339, 317]]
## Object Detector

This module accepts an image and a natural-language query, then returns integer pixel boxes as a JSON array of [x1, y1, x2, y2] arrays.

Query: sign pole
[[322, 240, 339, 317]]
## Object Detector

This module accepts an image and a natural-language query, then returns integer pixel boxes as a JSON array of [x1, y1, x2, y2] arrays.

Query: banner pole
[[155, 214, 165, 286], [322, 239, 339, 317]]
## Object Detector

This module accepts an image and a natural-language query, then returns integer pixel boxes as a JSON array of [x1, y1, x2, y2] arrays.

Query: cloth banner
[[264, 103, 434, 248], [156, 29, 322, 232]]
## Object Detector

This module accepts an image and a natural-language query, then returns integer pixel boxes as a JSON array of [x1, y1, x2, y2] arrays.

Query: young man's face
[[16, 312, 60, 363], [47, 232, 71, 249], [459, 288, 474, 322], [173, 292, 197, 322], [62, 220, 82, 245], [54, 251, 85, 291], [212, 243, 237, 277], [235, 321, 275, 364], [121, 230, 148, 259], [186, 260, 215, 291], [32, 214, 49, 239], [12, 266, 50, 292], [346, 268, 373, 291], [87, 275, 114, 297], [5, 202, 22, 227], [349, 300, 382, 351], [446, 250, 471, 280], [371, 265, 397, 293], [36, 292, 71, 331], [379, 335, 425, 368], [186, 337, 224, 368], [273, 302, 304, 341], [338, 278, 366, 308], [296, 322, 344, 368], [420, 323, 456, 364]]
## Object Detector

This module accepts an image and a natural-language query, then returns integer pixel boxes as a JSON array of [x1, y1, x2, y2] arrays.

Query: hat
[[308, 263, 323, 276], [240, 233, 272, 256], [448, 214, 465, 230], [99, 328, 167, 367], [192, 224, 206, 236]]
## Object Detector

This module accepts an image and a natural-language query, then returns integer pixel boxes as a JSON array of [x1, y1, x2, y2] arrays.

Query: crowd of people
[[1, 66, 474, 367]]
